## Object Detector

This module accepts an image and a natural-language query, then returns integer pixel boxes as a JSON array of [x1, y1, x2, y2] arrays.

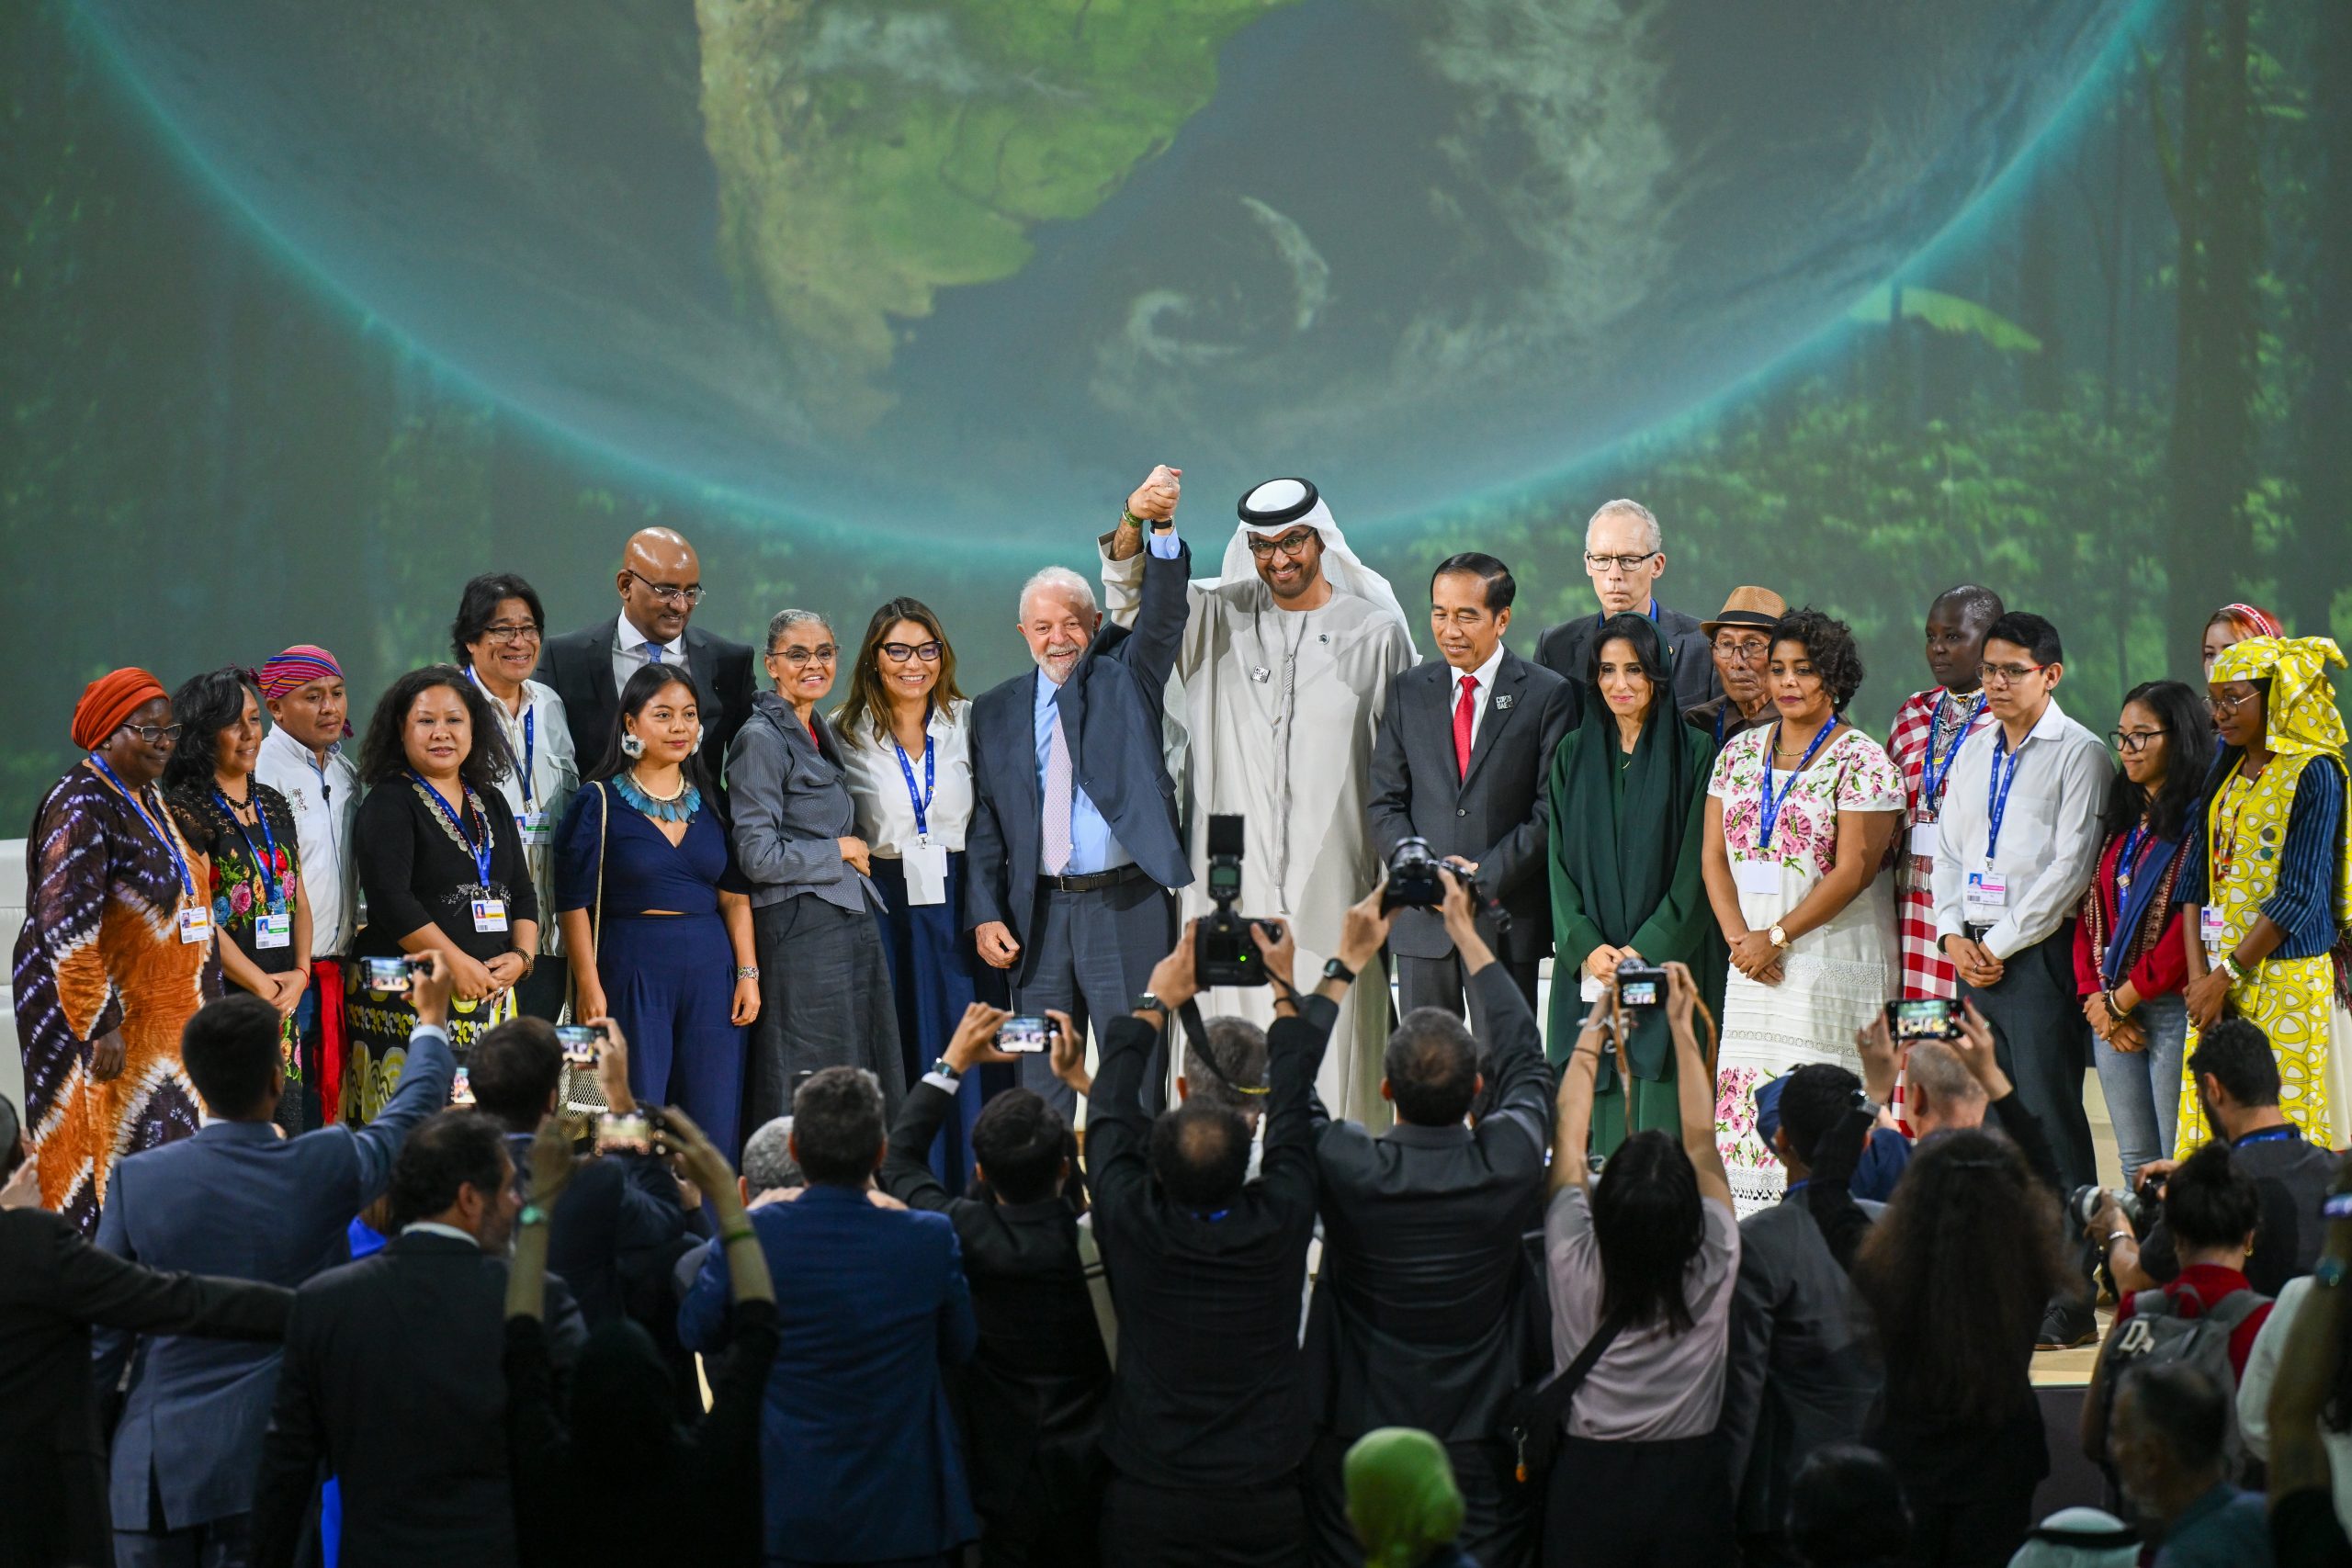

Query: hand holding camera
[[1151, 920, 1204, 1010], [940, 1001, 1015, 1072]]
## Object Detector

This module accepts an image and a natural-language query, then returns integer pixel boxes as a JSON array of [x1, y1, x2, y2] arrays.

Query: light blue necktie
[[646, 644, 663, 665]]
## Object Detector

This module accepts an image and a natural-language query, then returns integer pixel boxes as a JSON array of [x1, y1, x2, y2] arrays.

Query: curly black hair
[[164, 666, 264, 793], [356, 663, 515, 794], [1769, 607, 1867, 713]]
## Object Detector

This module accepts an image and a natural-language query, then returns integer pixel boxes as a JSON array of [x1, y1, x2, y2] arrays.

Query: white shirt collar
[[616, 613, 684, 660], [1450, 640, 1508, 693], [259, 722, 346, 777], [401, 1221, 483, 1247], [2009, 693, 2070, 749]]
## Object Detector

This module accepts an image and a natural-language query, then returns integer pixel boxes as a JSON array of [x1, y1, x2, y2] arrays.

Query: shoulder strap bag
[[1503, 1306, 1632, 1494]]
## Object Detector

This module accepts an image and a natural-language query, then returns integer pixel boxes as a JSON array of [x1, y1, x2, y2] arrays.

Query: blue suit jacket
[[965, 536, 1192, 965], [92, 1026, 454, 1529], [680, 1187, 978, 1561]]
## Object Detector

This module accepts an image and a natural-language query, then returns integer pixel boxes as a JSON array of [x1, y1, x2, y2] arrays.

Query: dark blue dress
[[554, 782, 750, 1153]]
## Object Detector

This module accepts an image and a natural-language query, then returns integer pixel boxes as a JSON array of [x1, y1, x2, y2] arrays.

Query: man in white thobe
[[1101, 466, 1417, 1125]]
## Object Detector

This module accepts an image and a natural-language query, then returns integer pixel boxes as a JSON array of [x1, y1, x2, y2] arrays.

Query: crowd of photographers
[[6, 866, 2350, 1568]]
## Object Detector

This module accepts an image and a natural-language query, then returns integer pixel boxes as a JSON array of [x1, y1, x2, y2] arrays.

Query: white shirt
[[254, 724, 361, 957], [610, 613, 685, 696], [469, 671, 580, 955], [400, 1221, 481, 1247], [1443, 641, 1509, 750], [1930, 694, 2109, 958], [839, 698, 975, 855]]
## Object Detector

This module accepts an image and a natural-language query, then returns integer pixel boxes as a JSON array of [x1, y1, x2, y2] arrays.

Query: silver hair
[[1584, 498, 1663, 556], [763, 608, 831, 655], [1018, 565, 1098, 621], [741, 1115, 803, 1192]]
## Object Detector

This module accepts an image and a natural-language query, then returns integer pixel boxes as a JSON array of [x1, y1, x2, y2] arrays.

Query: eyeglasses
[[1246, 529, 1318, 560], [1713, 636, 1770, 664], [1980, 662, 2045, 687], [879, 640, 943, 662], [772, 644, 838, 665], [480, 622, 542, 646], [1585, 551, 1660, 574], [625, 573, 706, 607], [2109, 728, 2167, 753], [2208, 688, 2259, 717], [119, 723, 184, 744]]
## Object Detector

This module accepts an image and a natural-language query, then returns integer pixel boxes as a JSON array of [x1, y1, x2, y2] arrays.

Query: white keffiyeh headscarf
[[1217, 478, 1412, 637]]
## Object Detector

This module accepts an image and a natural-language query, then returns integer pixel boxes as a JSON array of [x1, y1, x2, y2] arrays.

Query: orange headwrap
[[71, 667, 168, 751]]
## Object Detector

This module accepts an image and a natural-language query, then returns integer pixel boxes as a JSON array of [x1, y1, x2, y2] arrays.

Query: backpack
[[2098, 1281, 2269, 1478]]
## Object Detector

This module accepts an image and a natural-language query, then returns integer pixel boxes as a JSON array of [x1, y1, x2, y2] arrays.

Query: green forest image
[[3, 0, 2347, 829]]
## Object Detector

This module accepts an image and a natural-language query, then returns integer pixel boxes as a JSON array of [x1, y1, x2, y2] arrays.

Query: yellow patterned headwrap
[[2211, 635, 2347, 759]]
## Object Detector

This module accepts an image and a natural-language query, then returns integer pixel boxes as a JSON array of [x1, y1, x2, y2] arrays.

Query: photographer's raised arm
[[1666, 963, 1732, 1212], [883, 1003, 1011, 1213], [1086, 924, 1195, 1219], [1549, 1014, 1604, 1198]]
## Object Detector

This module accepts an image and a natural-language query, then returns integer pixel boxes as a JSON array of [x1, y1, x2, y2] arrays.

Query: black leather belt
[[1964, 923, 1995, 943], [1043, 864, 1150, 894]]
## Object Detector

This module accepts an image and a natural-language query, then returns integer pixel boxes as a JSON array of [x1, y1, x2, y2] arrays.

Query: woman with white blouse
[[836, 597, 1007, 1187], [1701, 608, 1905, 1213]]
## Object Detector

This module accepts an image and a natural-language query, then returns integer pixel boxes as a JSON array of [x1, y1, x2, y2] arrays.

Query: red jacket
[[2072, 829, 2189, 1001]]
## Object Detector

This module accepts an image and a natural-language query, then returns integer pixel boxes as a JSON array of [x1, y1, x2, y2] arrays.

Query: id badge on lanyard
[[177, 905, 214, 944], [2200, 903, 2228, 957], [255, 911, 292, 949], [904, 839, 950, 906], [471, 897, 510, 933], [1966, 865, 2008, 915]]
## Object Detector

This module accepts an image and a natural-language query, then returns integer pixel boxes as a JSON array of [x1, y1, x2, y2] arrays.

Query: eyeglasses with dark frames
[[879, 640, 944, 662]]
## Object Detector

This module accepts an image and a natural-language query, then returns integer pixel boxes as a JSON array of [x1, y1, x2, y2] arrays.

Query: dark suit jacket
[[93, 1027, 453, 1531], [880, 1079, 1110, 1518], [1533, 603, 1718, 720], [965, 539, 1193, 964], [1719, 1197, 1881, 1542], [679, 1188, 978, 1562], [253, 1230, 586, 1568], [0, 1208, 289, 1568], [1086, 999, 1329, 1489], [1304, 964, 1553, 1445], [501, 1132, 689, 1330], [1367, 650, 1574, 963], [537, 616, 758, 783]]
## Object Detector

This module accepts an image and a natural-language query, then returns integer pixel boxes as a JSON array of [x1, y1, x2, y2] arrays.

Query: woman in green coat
[[1546, 612, 1725, 1151]]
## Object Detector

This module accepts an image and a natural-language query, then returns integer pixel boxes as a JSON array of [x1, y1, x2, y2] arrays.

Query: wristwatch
[[929, 1055, 962, 1081], [1322, 956, 1356, 985], [1133, 993, 1167, 1016], [1768, 923, 1790, 950], [2315, 1255, 2349, 1289], [518, 1203, 549, 1229]]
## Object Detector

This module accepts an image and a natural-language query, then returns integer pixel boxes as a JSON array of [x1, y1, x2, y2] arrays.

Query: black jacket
[[1367, 650, 1574, 963], [537, 618, 758, 784], [254, 1230, 585, 1568], [1086, 999, 1329, 1487], [1305, 963, 1553, 1443], [1533, 603, 1718, 721], [0, 1207, 289, 1568], [879, 1078, 1110, 1517]]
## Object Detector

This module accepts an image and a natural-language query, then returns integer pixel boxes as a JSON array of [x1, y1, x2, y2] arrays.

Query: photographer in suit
[[882, 1003, 1111, 1565], [1085, 892, 1388, 1567], [1368, 553, 1572, 1025], [0, 1100, 291, 1568], [92, 955, 456, 1568], [1303, 868, 1554, 1567], [536, 526, 758, 784]]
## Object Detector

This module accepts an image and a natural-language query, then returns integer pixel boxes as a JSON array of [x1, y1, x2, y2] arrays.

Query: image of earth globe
[[83, 0, 2137, 546]]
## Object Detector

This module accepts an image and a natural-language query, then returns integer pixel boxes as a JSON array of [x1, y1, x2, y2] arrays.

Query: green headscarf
[[1551, 613, 1707, 947], [1345, 1427, 1464, 1568]]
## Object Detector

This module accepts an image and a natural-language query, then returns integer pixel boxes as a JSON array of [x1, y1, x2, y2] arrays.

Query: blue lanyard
[[1919, 693, 1986, 812], [1713, 706, 1727, 749], [2116, 822, 2151, 891], [410, 772, 493, 886], [2234, 1126, 2298, 1147], [89, 757, 195, 901], [1758, 719, 1838, 849], [467, 669, 535, 810], [214, 787, 287, 912], [1984, 730, 2025, 860], [893, 731, 935, 840]]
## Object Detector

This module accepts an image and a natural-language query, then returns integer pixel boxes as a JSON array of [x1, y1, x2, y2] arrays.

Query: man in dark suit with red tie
[[1368, 553, 1574, 1026]]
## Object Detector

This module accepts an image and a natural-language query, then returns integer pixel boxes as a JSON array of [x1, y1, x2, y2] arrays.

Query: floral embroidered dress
[[12, 761, 217, 1233], [169, 782, 307, 1128], [1708, 724, 1905, 1212]]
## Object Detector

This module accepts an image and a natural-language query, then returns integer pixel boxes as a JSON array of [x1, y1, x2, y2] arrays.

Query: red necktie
[[1453, 674, 1477, 780]]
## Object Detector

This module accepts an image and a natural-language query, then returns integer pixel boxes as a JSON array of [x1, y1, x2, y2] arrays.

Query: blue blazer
[[965, 538, 1192, 965], [92, 1027, 454, 1529], [680, 1187, 978, 1562]]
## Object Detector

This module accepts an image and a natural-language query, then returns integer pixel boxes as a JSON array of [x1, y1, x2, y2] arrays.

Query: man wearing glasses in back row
[[537, 526, 761, 789], [1532, 498, 1720, 721]]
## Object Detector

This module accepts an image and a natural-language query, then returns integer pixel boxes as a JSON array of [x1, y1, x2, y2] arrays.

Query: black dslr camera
[[1379, 836, 1447, 913], [1195, 814, 1275, 987]]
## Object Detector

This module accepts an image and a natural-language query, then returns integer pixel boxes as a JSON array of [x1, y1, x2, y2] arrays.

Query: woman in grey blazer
[[726, 609, 905, 1128]]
